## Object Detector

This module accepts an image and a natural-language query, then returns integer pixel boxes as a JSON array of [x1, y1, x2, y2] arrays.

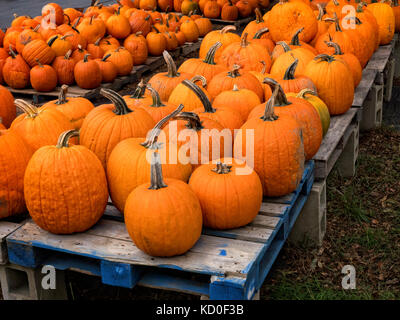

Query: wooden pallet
[[6, 41, 202, 101], [312, 109, 359, 180], [209, 16, 254, 28], [0, 217, 27, 265], [4, 161, 314, 300]]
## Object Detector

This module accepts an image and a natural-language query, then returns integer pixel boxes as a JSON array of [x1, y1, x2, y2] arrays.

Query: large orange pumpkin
[[0, 85, 16, 128]]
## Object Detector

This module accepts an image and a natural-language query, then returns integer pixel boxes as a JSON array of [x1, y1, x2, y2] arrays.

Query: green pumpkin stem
[[290, 28, 304, 46], [149, 151, 168, 190], [56, 129, 79, 148], [263, 78, 291, 107], [100, 88, 132, 115], [163, 50, 179, 78], [141, 104, 184, 149], [212, 162, 232, 174], [146, 84, 166, 108], [203, 42, 222, 65], [83, 53, 91, 62], [56, 85, 69, 105], [182, 79, 215, 113], [283, 59, 299, 80]]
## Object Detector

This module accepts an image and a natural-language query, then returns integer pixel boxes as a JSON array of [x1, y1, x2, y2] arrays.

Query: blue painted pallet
[[5, 161, 314, 300]]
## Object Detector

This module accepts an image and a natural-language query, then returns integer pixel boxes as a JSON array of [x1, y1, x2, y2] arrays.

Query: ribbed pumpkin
[[52, 50, 76, 85], [22, 38, 56, 67], [104, 47, 133, 76], [41, 85, 95, 129], [248, 61, 273, 102], [275, 58, 317, 94], [15, 25, 42, 53], [304, 54, 354, 115], [123, 32, 148, 65], [208, 65, 265, 101], [234, 88, 305, 196], [218, 33, 272, 73], [107, 106, 192, 212], [287, 88, 330, 137], [185, 80, 244, 133], [0, 129, 33, 219], [212, 84, 261, 122], [3, 47, 30, 89], [356, 3, 380, 51], [29, 61, 57, 92], [0, 86, 16, 128], [146, 27, 168, 56], [168, 76, 211, 112], [24, 130, 108, 234], [194, 17, 213, 37], [106, 7, 131, 39], [180, 19, 200, 43], [148, 51, 194, 101], [249, 78, 322, 160], [221, 0, 239, 21], [189, 159, 263, 229], [270, 42, 315, 79], [80, 89, 156, 168], [129, 10, 152, 36], [267, 0, 318, 42], [178, 42, 227, 83], [242, 8, 269, 39], [368, 1, 395, 45], [95, 54, 117, 83], [163, 111, 227, 166], [199, 25, 241, 61], [251, 28, 275, 55], [74, 54, 102, 89], [326, 41, 362, 87], [86, 37, 104, 59], [11, 99, 76, 151], [124, 151, 202, 257]]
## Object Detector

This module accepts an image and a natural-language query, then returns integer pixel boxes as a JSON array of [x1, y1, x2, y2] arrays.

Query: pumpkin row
[[0, 2, 214, 90]]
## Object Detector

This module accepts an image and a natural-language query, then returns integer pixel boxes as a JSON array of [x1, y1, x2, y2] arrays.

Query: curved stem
[[296, 88, 317, 99], [149, 151, 168, 190], [146, 84, 165, 107], [65, 49, 72, 59], [182, 80, 215, 113], [56, 129, 79, 148], [163, 50, 179, 78], [316, 4, 324, 21], [212, 162, 232, 174], [220, 25, 236, 34], [190, 75, 207, 87], [83, 53, 90, 62], [241, 33, 249, 48], [102, 53, 111, 61], [262, 78, 291, 107], [129, 79, 147, 98], [172, 111, 204, 131], [254, 8, 264, 23], [325, 41, 342, 55], [9, 45, 17, 58], [47, 35, 58, 47], [276, 41, 291, 52], [56, 85, 69, 105], [314, 54, 335, 63], [290, 28, 303, 46], [227, 64, 241, 78], [141, 104, 184, 148], [261, 86, 279, 121], [100, 88, 133, 115], [283, 58, 298, 80], [260, 60, 267, 74], [203, 42, 222, 65], [253, 27, 269, 39], [14, 99, 39, 118]]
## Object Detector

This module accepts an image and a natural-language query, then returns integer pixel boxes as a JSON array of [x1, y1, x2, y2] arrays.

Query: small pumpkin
[[368, 1, 395, 45], [87, 37, 104, 59], [71, 44, 89, 62], [3, 46, 30, 89], [52, 49, 76, 85], [22, 38, 56, 67], [47, 34, 73, 57], [30, 60, 57, 92], [180, 19, 200, 43], [76, 16, 106, 44], [104, 47, 133, 76], [129, 10, 152, 36], [74, 54, 102, 89], [124, 32, 148, 65], [123, 79, 152, 109], [95, 54, 118, 83], [24, 129, 108, 234], [0, 85, 16, 128], [124, 151, 202, 257], [106, 6, 131, 39], [242, 8, 269, 39], [221, 0, 239, 21], [146, 26, 167, 56]]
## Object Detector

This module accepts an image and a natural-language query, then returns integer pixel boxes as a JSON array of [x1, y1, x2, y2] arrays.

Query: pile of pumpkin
[[0, 1, 213, 92], [1, 0, 399, 258]]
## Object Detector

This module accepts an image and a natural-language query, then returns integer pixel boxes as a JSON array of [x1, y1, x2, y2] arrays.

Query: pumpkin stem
[[325, 41, 342, 55], [73, 17, 81, 28], [141, 104, 184, 149], [100, 88, 133, 115], [129, 79, 147, 99], [314, 53, 335, 63], [227, 64, 241, 78], [212, 162, 232, 174], [173, 111, 204, 131], [102, 53, 111, 61], [263, 78, 291, 107], [182, 79, 215, 113], [14, 99, 39, 118], [56, 129, 79, 148], [190, 75, 207, 87], [260, 60, 267, 74], [316, 4, 324, 21], [149, 152, 168, 190], [261, 86, 279, 121], [325, 13, 341, 32], [83, 53, 90, 62], [276, 41, 291, 52], [146, 84, 166, 108], [241, 33, 249, 48], [220, 25, 236, 34], [253, 27, 269, 39], [56, 85, 69, 105], [296, 88, 317, 99], [203, 42, 222, 65], [283, 58, 299, 80], [47, 35, 58, 47], [163, 50, 179, 78], [9, 45, 17, 58], [60, 34, 73, 41], [35, 59, 43, 67], [94, 37, 101, 46], [254, 8, 264, 23], [232, 84, 239, 92], [290, 28, 303, 46], [65, 49, 72, 59]]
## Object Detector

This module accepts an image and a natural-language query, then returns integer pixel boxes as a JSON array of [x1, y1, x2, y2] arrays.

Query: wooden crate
[[4, 162, 314, 300]]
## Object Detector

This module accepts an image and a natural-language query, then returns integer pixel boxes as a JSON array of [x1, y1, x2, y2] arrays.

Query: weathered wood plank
[[0, 221, 23, 265], [352, 69, 378, 107], [365, 43, 394, 72], [7, 220, 264, 276]]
